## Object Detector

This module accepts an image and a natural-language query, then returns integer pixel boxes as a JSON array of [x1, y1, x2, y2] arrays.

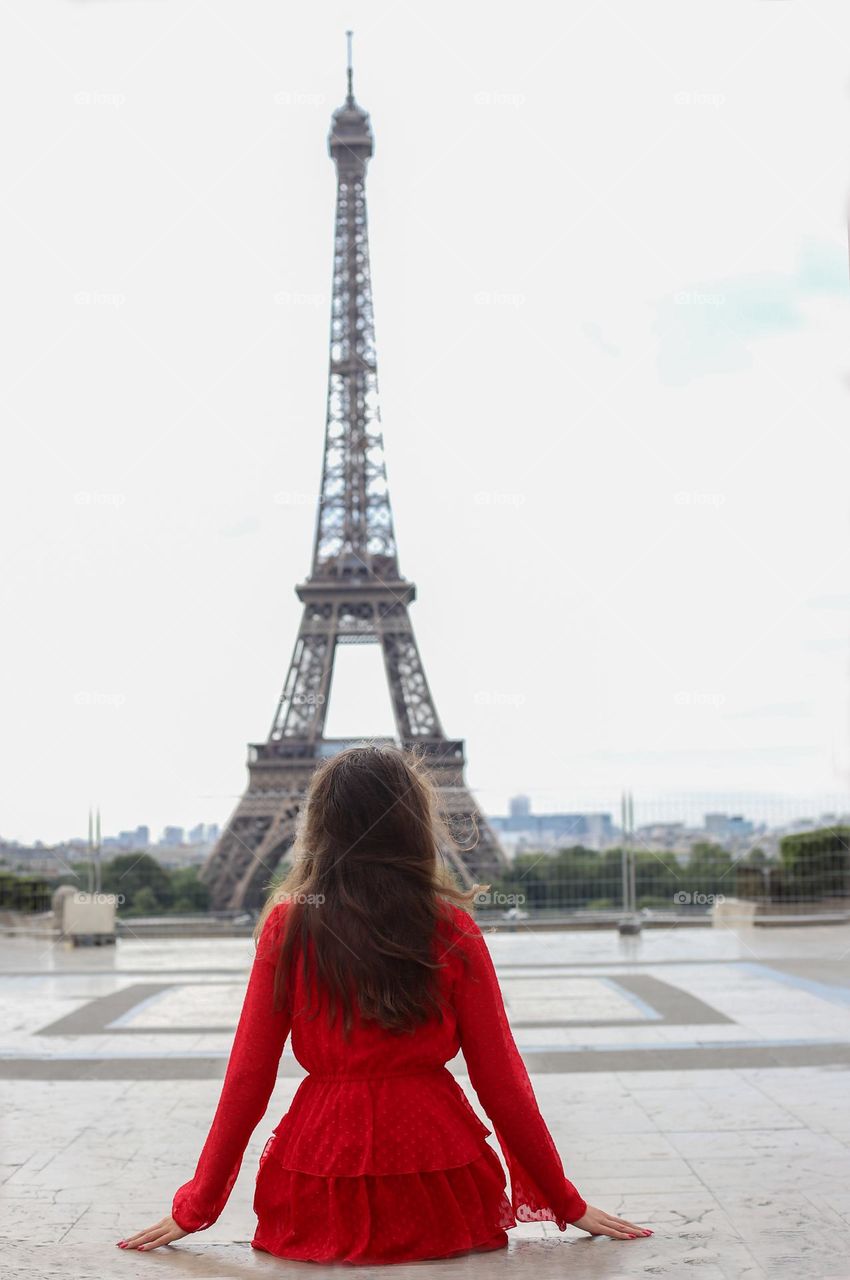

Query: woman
[[119, 745, 652, 1262]]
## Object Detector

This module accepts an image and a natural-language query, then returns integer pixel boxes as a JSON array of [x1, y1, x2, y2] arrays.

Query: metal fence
[[478, 791, 850, 920], [5, 791, 850, 926]]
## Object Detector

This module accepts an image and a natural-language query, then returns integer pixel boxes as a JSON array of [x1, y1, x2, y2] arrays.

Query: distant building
[[153, 844, 208, 870], [704, 813, 754, 841], [636, 822, 687, 852], [491, 799, 615, 851], [1, 839, 91, 876], [115, 826, 150, 851], [149, 822, 219, 866], [188, 823, 219, 847]]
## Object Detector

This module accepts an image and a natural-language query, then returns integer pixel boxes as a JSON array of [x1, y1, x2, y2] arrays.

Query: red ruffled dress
[[171, 900, 587, 1264]]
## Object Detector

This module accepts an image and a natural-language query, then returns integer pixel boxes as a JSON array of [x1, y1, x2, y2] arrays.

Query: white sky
[[2, 1, 850, 843]]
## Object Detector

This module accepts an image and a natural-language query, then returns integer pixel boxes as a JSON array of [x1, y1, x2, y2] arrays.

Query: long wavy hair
[[254, 744, 483, 1036]]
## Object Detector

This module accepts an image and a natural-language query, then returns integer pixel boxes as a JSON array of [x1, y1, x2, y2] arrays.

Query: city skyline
[[4, 791, 850, 854], [0, 821, 220, 850]]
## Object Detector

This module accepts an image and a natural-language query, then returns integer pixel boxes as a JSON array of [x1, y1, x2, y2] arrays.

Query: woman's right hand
[[572, 1205, 653, 1240]]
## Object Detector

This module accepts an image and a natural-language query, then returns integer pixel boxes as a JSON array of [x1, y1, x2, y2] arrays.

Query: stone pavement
[[2, 920, 850, 1279]]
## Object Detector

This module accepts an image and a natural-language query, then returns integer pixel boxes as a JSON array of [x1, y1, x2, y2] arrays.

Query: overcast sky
[[2, 1, 850, 843]]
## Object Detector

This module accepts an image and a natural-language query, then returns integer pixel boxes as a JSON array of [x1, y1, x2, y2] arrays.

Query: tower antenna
[[346, 29, 354, 102]]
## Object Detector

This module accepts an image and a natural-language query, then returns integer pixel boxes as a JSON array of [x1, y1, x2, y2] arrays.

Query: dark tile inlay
[[38, 973, 733, 1037], [5, 1041, 850, 1080]]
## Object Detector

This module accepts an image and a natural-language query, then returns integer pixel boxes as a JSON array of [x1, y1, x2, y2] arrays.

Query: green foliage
[[0, 872, 52, 912], [38, 827, 845, 919], [778, 826, 850, 901], [101, 853, 174, 914], [490, 846, 627, 911], [488, 841, 742, 911], [37, 854, 212, 917], [128, 885, 160, 916], [168, 867, 211, 912], [55, 856, 213, 917], [686, 841, 734, 878], [489, 828, 849, 910], [489, 845, 625, 911]]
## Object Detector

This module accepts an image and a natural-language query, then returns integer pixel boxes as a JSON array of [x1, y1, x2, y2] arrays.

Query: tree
[[101, 853, 174, 914], [127, 886, 159, 917], [168, 867, 210, 912], [780, 827, 850, 902]]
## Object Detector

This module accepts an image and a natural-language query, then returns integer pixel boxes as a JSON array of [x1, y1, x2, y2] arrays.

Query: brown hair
[[254, 744, 483, 1036]]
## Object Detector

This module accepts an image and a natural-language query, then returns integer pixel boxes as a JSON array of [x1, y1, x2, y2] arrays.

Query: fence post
[[621, 792, 629, 912], [619, 790, 641, 935]]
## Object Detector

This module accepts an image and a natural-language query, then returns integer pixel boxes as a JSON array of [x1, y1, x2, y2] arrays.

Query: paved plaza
[[2, 919, 850, 1279]]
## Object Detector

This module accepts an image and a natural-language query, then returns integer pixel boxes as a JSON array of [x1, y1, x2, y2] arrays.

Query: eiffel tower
[[202, 39, 506, 910]]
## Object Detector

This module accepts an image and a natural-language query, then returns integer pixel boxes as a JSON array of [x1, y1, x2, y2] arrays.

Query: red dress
[[171, 901, 587, 1265]]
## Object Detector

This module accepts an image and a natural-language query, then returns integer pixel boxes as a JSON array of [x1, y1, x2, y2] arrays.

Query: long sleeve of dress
[[171, 904, 291, 1233], [452, 915, 587, 1229]]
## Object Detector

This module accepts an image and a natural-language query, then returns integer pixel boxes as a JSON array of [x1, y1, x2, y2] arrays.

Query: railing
[[11, 794, 849, 929], [480, 792, 850, 920], [0, 873, 52, 913]]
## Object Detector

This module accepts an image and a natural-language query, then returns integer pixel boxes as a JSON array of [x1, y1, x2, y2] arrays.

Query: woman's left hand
[[118, 1215, 190, 1251]]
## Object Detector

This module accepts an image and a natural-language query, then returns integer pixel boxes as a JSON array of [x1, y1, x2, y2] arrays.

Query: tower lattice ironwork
[[202, 43, 506, 910]]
